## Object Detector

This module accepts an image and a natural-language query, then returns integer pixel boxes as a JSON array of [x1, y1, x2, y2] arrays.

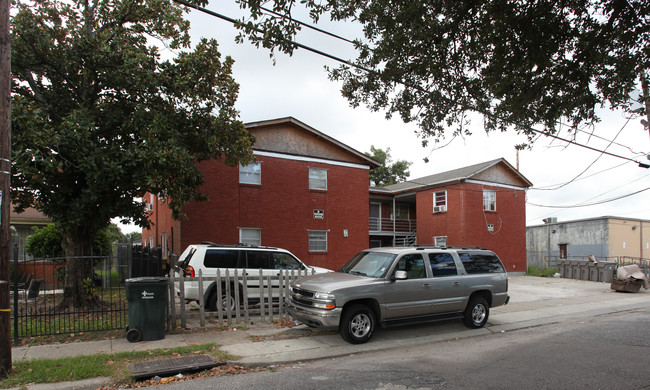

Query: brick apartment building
[[144, 118, 532, 272], [369, 159, 532, 272], [144, 117, 381, 270]]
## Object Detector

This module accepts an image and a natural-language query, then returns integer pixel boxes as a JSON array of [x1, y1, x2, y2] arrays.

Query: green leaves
[[366, 146, 412, 187], [237, 0, 650, 143], [11, 0, 254, 243]]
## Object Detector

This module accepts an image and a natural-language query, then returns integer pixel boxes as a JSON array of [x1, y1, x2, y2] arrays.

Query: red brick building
[[369, 159, 532, 272], [144, 118, 532, 272], [143, 117, 381, 270]]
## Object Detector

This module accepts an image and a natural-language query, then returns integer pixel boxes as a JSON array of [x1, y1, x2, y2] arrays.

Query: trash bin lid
[[124, 277, 168, 284]]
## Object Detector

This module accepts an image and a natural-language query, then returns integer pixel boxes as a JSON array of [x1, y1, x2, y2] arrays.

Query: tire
[[206, 285, 239, 312], [463, 296, 489, 328], [339, 304, 376, 344]]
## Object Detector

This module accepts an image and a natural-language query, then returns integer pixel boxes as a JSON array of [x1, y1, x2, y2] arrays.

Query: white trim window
[[434, 236, 448, 247], [433, 190, 447, 213], [239, 162, 261, 185], [483, 190, 496, 211], [239, 228, 261, 246], [309, 230, 328, 252], [393, 204, 409, 220], [309, 167, 327, 190]]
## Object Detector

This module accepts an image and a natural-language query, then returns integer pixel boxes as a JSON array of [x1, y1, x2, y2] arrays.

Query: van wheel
[[340, 304, 376, 344], [206, 286, 239, 312], [463, 296, 489, 328]]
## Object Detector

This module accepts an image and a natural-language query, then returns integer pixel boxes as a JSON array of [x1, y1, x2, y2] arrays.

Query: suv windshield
[[339, 251, 396, 278]]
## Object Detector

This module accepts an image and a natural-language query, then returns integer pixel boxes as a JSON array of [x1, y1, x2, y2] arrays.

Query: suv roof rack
[[413, 245, 486, 250], [197, 241, 280, 250]]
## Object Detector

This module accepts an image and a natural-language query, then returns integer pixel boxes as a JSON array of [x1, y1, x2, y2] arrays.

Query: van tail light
[[185, 265, 195, 278]]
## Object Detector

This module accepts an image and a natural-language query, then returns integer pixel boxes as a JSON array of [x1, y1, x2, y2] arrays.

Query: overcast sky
[[143, 1, 650, 231]]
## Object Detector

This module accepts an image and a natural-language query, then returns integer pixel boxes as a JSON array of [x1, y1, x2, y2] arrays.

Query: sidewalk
[[10, 276, 650, 389]]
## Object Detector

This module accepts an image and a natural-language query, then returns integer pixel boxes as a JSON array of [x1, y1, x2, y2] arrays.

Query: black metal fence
[[10, 242, 168, 344]]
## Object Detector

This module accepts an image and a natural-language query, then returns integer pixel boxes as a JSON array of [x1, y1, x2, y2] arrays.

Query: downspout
[[639, 220, 643, 259], [547, 223, 551, 263], [392, 196, 396, 246]]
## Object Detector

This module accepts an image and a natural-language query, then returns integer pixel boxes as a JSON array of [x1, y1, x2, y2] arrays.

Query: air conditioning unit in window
[[433, 205, 447, 213], [145, 203, 153, 212]]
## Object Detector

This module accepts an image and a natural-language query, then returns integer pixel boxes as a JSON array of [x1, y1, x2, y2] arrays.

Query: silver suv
[[287, 246, 509, 344], [174, 242, 330, 310]]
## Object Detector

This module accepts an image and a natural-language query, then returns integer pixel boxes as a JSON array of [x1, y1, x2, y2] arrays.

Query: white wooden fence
[[168, 268, 315, 329]]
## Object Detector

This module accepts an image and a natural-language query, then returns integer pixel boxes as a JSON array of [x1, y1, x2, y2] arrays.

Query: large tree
[[237, 0, 650, 144], [366, 146, 411, 187], [11, 0, 255, 309]]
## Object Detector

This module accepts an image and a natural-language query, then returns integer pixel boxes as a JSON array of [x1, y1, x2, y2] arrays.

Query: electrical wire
[[176, 0, 649, 169], [238, 0, 356, 44], [531, 118, 632, 190], [527, 186, 650, 208]]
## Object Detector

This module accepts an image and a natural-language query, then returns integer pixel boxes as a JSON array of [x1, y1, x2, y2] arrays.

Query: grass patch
[[0, 343, 232, 388], [527, 265, 559, 277]]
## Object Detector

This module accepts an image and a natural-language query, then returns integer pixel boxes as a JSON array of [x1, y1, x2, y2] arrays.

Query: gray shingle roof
[[374, 158, 531, 193]]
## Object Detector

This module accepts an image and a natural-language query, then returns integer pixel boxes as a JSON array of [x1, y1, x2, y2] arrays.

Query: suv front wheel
[[340, 304, 376, 344], [463, 295, 489, 328]]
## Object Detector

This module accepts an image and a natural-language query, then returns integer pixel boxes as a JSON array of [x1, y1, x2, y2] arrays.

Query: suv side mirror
[[393, 270, 408, 280]]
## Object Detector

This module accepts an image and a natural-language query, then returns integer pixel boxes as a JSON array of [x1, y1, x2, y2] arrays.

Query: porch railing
[[369, 217, 416, 233]]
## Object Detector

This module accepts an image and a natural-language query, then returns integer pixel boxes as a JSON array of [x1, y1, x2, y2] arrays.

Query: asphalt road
[[150, 307, 650, 390]]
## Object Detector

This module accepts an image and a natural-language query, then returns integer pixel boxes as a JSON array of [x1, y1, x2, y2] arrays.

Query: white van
[[174, 242, 330, 310]]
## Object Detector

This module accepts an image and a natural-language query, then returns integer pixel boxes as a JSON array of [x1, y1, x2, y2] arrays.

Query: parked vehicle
[[287, 246, 510, 344], [174, 242, 331, 310]]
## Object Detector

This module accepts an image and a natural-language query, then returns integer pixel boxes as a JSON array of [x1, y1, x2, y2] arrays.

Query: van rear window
[[204, 249, 240, 268], [458, 252, 504, 274]]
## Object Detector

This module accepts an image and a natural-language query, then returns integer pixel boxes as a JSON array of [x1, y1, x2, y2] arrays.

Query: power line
[[174, 0, 371, 72], [531, 118, 632, 191], [239, 0, 356, 44], [527, 186, 650, 208], [177, 0, 650, 169]]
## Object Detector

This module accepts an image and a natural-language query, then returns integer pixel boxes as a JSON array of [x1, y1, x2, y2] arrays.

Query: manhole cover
[[130, 355, 223, 380]]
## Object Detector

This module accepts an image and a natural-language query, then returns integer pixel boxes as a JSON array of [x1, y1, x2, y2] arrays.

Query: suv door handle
[[423, 283, 431, 288], [453, 281, 461, 287]]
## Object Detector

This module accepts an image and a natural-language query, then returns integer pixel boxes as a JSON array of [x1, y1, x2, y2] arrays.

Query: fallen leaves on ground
[[97, 365, 269, 389]]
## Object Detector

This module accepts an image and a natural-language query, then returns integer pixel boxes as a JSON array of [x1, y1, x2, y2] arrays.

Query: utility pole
[[0, 0, 11, 377]]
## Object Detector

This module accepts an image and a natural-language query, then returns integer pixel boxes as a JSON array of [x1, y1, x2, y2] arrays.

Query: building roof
[[10, 207, 50, 225], [371, 158, 533, 195], [246, 117, 381, 169], [527, 215, 650, 228]]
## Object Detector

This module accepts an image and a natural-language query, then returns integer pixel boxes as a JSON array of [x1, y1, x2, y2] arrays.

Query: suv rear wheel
[[206, 285, 240, 312], [463, 296, 489, 328], [340, 304, 376, 344]]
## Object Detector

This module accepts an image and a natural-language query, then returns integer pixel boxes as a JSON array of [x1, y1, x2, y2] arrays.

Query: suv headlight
[[312, 292, 336, 309]]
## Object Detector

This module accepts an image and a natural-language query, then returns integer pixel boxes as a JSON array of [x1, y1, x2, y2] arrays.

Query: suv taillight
[[185, 265, 195, 278]]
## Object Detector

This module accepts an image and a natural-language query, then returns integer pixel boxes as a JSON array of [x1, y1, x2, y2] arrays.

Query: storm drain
[[130, 355, 224, 380]]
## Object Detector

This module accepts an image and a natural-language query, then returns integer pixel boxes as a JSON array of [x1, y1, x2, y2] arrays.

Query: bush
[[527, 265, 559, 277]]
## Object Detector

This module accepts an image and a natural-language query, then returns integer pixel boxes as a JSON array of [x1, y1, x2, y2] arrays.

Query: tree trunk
[[58, 230, 98, 310]]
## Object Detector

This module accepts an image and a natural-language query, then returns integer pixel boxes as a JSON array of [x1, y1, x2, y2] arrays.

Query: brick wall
[[176, 155, 370, 271], [416, 182, 526, 272]]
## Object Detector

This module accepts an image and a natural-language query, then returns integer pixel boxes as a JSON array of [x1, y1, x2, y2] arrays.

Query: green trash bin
[[124, 277, 168, 342]]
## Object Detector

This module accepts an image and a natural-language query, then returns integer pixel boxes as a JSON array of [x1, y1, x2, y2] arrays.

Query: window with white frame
[[434, 236, 448, 247], [308, 230, 328, 252], [239, 162, 261, 185], [239, 228, 261, 246], [433, 191, 447, 213], [309, 167, 327, 190], [393, 204, 409, 220], [483, 189, 496, 211]]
